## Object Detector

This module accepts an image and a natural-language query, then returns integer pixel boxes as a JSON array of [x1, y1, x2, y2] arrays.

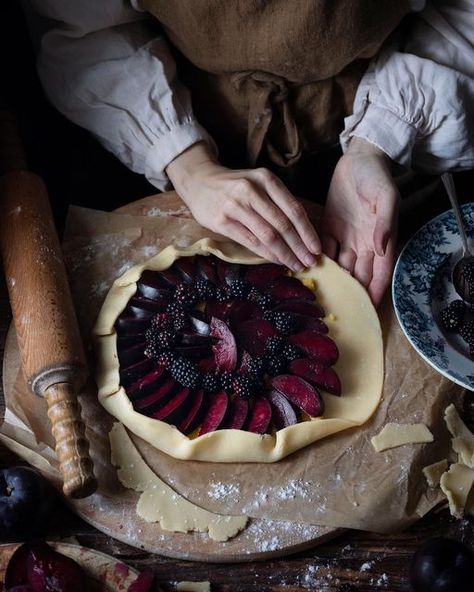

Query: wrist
[[166, 141, 218, 194], [346, 136, 389, 160]]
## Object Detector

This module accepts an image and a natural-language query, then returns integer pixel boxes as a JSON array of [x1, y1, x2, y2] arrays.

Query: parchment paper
[[3, 199, 462, 533]]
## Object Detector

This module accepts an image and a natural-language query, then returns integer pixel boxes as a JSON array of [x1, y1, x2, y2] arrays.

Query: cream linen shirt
[[28, 0, 474, 190]]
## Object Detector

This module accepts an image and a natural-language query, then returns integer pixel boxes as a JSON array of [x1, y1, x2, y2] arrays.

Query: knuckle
[[255, 167, 273, 183], [289, 201, 305, 219], [273, 216, 292, 234], [260, 226, 278, 244], [232, 178, 253, 196]]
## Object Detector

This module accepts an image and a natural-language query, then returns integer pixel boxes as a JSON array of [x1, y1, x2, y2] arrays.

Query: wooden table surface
[[1, 179, 474, 592]]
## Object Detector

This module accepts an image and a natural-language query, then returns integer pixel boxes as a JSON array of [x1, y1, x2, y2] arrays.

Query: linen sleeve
[[340, 0, 474, 174], [29, 0, 215, 190]]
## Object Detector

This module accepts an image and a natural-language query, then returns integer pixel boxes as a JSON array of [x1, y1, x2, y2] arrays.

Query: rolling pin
[[0, 110, 97, 498]]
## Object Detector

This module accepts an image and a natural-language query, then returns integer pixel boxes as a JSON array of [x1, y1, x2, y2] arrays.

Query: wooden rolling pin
[[0, 111, 97, 498]]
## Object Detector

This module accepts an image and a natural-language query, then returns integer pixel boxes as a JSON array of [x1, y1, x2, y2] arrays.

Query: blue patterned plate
[[392, 203, 474, 390]]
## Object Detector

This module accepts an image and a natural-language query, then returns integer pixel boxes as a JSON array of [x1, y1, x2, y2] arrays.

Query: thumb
[[373, 187, 400, 257]]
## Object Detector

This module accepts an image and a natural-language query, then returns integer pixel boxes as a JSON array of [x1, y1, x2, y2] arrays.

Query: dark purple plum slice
[[179, 389, 205, 434], [245, 263, 286, 288], [267, 389, 299, 429], [197, 357, 217, 372], [235, 319, 278, 357], [118, 342, 147, 367], [222, 397, 249, 430], [200, 390, 228, 434], [135, 282, 173, 304], [224, 262, 242, 286], [127, 570, 155, 592], [211, 317, 238, 371], [229, 300, 262, 329], [307, 366, 342, 396], [173, 257, 196, 283], [272, 298, 324, 318], [289, 358, 324, 381], [152, 387, 191, 422], [289, 331, 339, 365], [291, 314, 328, 334], [125, 304, 154, 320], [205, 300, 233, 321], [115, 315, 150, 334], [132, 377, 177, 412], [126, 367, 166, 400], [117, 333, 146, 348], [174, 344, 213, 360], [157, 267, 181, 288], [246, 397, 272, 434], [178, 332, 215, 346], [270, 375, 324, 417], [5, 542, 29, 588], [267, 276, 315, 302], [140, 269, 170, 288], [128, 296, 166, 313], [195, 254, 218, 282], [189, 311, 210, 335], [120, 358, 154, 387]]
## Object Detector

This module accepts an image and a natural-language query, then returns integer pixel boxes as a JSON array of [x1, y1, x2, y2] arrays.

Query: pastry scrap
[[110, 423, 247, 541], [439, 463, 474, 519], [176, 583, 211, 592], [444, 403, 474, 468], [423, 459, 449, 488], [371, 423, 433, 452], [95, 239, 383, 462]]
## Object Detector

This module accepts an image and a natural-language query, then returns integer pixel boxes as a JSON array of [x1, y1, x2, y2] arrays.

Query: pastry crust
[[94, 238, 384, 462]]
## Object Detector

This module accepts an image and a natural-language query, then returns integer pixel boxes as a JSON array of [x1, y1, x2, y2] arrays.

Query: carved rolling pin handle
[[0, 170, 97, 499]]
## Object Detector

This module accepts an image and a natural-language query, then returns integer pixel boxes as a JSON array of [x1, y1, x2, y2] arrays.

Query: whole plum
[[0, 466, 55, 541], [409, 537, 474, 592]]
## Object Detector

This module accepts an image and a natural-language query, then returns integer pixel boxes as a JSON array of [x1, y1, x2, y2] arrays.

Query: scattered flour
[[208, 481, 241, 501]]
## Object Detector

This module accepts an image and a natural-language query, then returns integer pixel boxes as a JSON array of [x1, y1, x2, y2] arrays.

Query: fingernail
[[310, 241, 321, 254], [304, 254, 317, 267], [293, 262, 304, 272]]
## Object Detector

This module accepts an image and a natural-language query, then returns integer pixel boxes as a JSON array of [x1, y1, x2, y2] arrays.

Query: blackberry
[[461, 261, 474, 284], [194, 278, 216, 300], [215, 286, 231, 303], [246, 356, 266, 380], [257, 293, 273, 311], [166, 302, 187, 330], [282, 343, 302, 362], [170, 356, 201, 389], [272, 311, 296, 334], [228, 278, 251, 300], [266, 355, 287, 376], [174, 283, 196, 309], [266, 336, 285, 356], [232, 375, 254, 400], [247, 286, 262, 303], [166, 301, 185, 317], [144, 327, 174, 357], [220, 371, 235, 393], [150, 312, 171, 330], [460, 319, 474, 352], [156, 351, 174, 368], [440, 299, 466, 332], [202, 373, 220, 393]]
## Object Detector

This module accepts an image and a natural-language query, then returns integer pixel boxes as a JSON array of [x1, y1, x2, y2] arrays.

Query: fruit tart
[[94, 238, 383, 462]]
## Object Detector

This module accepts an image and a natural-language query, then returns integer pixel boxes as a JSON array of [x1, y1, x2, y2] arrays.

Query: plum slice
[[195, 254, 218, 282], [115, 315, 150, 334], [128, 296, 166, 313], [120, 358, 154, 387], [289, 331, 339, 365], [289, 359, 341, 395], [200, 390, 228, 434], [128, 570, 155, 592], [211, 317, 237, 371], [189, 311, 210, 335], [246, 397, 272, 434], [152, 387, 190, 423], [272, 299, 324, 318], [270, 375, 324, 417], [178, 332, 214, 346], [126, 367, 166, 399], [291, 314, 328, 334], [245, 263, 286, 288], [267, 389, 299, 429], [197, 357, 217, 372], [222, 397, 249, 429], [125, 304, 154, 320], [132, 376, 176, 412], [135, 282, 173, 304], [229, 300, 262, 329], [205, 300, 233, 321], [175, 344, 213, 360], [118, 342, 148, 367], [157, 266, 181, 288], [179, 389, 205, 434], [117, 332, 146, 348], [173, 257, 196, 283], [235, 319, 278, 357], [267, 276, 315, 302]]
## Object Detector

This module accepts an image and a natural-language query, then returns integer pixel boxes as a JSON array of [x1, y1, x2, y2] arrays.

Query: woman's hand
[[321, 137, 400, 306], [166, 142, 321, 271]]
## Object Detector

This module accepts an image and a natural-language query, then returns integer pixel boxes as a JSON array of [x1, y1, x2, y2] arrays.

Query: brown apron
[[140, 0, 411, 169]]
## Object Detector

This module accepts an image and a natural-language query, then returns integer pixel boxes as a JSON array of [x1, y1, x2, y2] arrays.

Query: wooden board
[[1, 192, 340, 562]]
